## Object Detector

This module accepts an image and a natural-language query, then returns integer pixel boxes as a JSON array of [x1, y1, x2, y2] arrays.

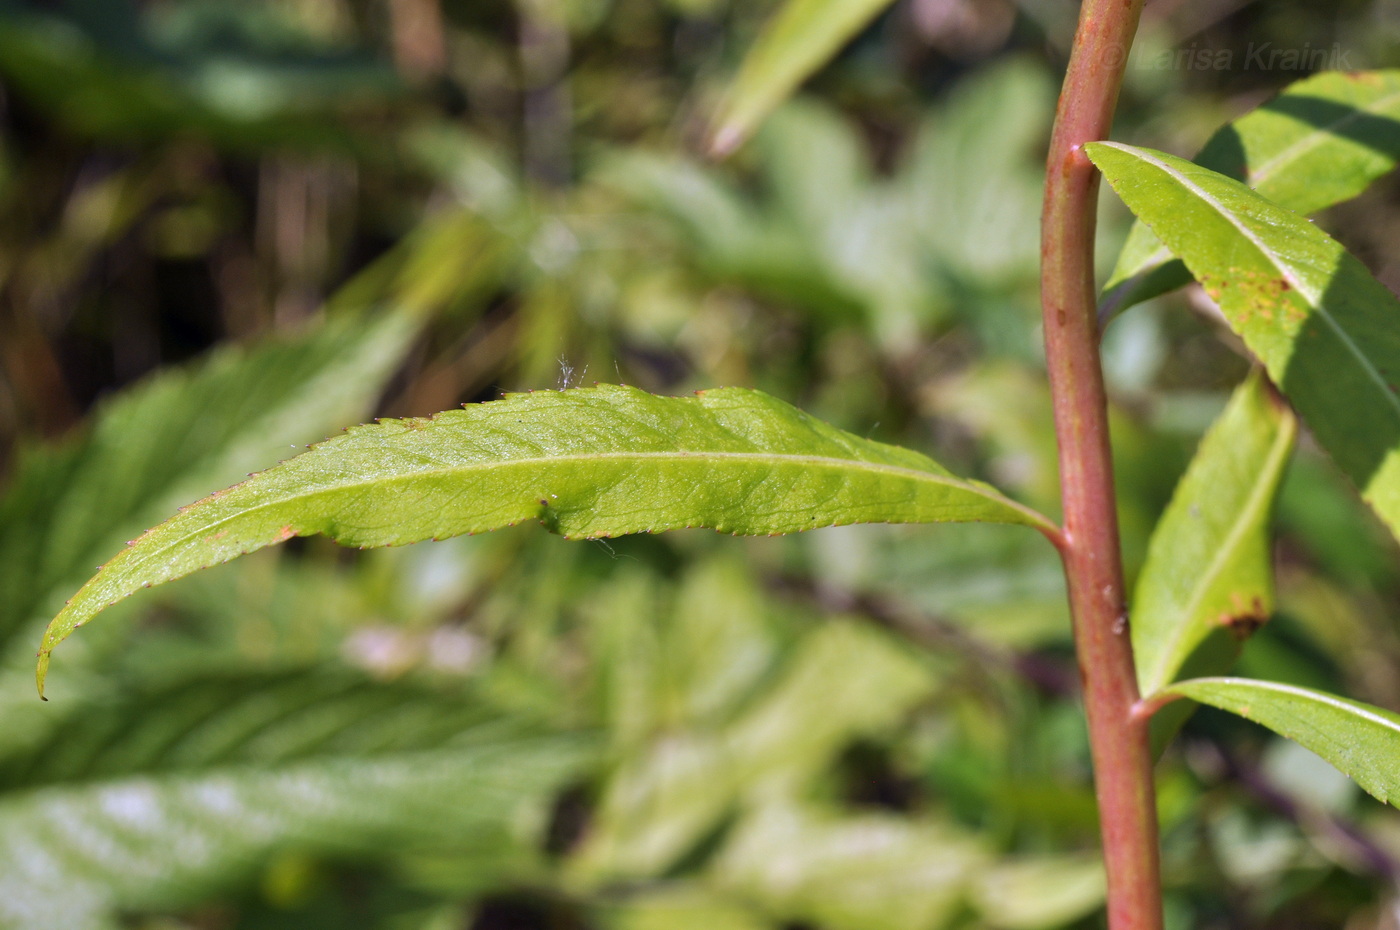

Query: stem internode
[[1040, 2, 1162, 927]]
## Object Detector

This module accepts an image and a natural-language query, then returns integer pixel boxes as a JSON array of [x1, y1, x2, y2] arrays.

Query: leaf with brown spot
[[1103, 69, 1400, 315], [1130, 372, 1296, 698], [1090, 141, 1400, 546]]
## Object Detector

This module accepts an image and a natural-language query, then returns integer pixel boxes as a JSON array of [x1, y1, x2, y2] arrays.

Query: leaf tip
[[35, 650, 50, 700], [708, 121, 746, 160]]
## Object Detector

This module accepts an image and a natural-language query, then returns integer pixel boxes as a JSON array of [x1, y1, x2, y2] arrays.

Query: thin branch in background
[[393, 306, 521, 414], [0, 154, 166, 435], [213, 239, 269, 340], [519, 0, 574, 187], [1208, 741, 1400, 886], [768, 573, 1081, 698], [387, 0, 449, 80], [258, 158, 345, 327], [0, 308, 78, 439]]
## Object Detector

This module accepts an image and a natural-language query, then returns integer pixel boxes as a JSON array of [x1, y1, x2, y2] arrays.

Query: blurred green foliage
[[4, 0, 1400, 928]]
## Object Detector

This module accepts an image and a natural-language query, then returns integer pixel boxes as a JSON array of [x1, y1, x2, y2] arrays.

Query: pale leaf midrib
[[68, 447, 1046, 621], [1177, 677, 1400, 736], [1247, 87, 1400, 190]]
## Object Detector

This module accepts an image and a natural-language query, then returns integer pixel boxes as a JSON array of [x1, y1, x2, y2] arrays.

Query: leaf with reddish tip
[[38, 385, 1055, 694]]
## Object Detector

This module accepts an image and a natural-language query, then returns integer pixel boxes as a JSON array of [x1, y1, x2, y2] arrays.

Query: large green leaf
[[900, 58, 1052, 288], [0, 669, 515, 787], [0, 670, 590, 930], [1103, 70, 1400, 315], [1087, 141, 1400, 545], [1132, 373, 1296, 698], [38, 385, 1053, 693], [709, 0, 898, 155], [1164, 677, 1400, 807]]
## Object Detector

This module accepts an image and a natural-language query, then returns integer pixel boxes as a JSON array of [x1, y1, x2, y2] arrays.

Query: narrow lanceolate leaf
[[1103, 70, 1400, 315], [709, 0, 898, 156], [38, 385, 1053, 692], [1132, 373, 1296, 697], [1165, 677, 1400, 806], [1087, 142, 1400, 546]]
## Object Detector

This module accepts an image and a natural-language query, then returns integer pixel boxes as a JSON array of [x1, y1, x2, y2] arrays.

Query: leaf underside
[[1088, 141, 1400, 547], [38, 384, 1052, 693], [1167, 677, 1400, 806], [1104, 69, 1400, 314], [0, 670, 588, 929]]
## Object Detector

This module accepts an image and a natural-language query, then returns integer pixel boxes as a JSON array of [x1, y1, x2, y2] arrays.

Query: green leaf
[[1132, 373, 1296, 698], [0, 311, 417, 748], [1087, 141, 1400, 547], [548, 604, 935, 882], [1104, 70, 1400, 315], [0, 2, 403, 152], [39, 385, 1053, 693], [969, 855, 1105, 930], [709, 0, 898, 155], [599, 887, 774, 930], [0, 313, 416, 650], [901, 58, 1053, 287], [0, 670, 591, 929], [711, 802, 985, 930], [1164, 677, 1400, 807]]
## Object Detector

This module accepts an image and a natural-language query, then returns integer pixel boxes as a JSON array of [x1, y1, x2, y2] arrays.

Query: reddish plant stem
[[1040, 2, 1161, 929]]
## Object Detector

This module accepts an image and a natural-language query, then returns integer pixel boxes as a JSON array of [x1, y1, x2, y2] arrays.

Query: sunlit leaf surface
[[1089, 141, 1400, 545], [1104, 70, 1400, 314]]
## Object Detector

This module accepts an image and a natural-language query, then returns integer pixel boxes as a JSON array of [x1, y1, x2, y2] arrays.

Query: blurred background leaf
[[6, 0, 1400, 927]]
